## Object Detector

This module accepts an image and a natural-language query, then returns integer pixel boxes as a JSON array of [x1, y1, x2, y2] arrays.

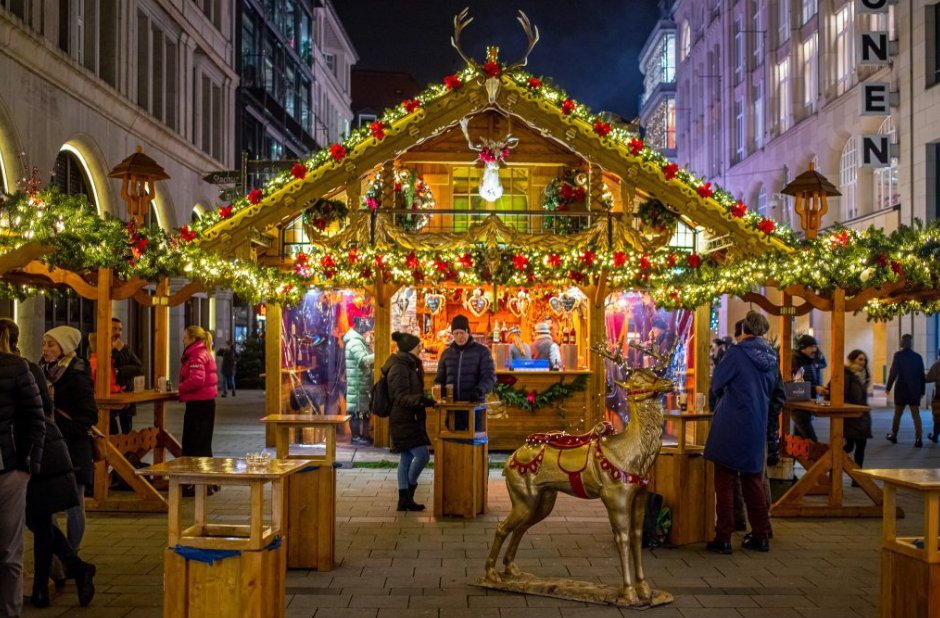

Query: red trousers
[[714, 463, 770, 543]]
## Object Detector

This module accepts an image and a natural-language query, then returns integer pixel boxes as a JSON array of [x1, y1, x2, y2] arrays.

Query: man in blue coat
[[435, 315, 495, 403], [886, 334, 926, 446], [704, 311, 779, 554]]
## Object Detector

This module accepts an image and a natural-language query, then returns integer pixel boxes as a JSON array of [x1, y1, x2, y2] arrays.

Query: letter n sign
[[857, 32, 890, 66], [860, 135, 892, 168]]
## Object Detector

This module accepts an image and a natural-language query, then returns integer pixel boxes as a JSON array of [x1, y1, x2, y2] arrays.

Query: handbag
[[56, 408, 108, 462]]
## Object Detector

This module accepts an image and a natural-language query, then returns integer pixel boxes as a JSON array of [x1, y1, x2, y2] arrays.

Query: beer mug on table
[[431, 383, 442, 404]]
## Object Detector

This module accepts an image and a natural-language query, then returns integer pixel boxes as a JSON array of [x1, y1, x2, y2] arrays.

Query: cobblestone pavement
[[20, 390, 940, 617]]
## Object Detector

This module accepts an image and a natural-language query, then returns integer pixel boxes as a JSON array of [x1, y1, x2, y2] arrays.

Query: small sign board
[[203, 170, 241, 185], [247, 160, 296, 174]]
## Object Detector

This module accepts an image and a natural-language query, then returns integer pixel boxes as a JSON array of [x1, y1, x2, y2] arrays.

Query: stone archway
[[0, 93, 24, 192], [58, 134, 116, 216]]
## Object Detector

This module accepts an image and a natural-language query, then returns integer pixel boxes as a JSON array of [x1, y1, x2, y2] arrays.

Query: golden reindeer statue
[[484, 339, 678, 607]]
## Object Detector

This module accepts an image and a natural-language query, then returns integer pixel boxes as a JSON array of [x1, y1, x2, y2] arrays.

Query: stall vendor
[[435, 315, 495, 402], [532, 322, 561, 369], [508, 327, 531, 360]]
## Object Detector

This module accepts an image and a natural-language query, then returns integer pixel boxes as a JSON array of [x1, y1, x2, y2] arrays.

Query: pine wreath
[[302, 198, 349, 233], [494, 374, 588, 412], [542, 170, 589, 234], [636, 198, 678, 234]]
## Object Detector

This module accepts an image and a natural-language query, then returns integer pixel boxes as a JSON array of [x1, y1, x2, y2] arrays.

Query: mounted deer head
[[451, 8, 540, 103], [460, 116, 519, 202]]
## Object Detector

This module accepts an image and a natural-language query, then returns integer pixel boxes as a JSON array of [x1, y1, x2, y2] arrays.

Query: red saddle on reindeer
[[525, 421, 615, 449]]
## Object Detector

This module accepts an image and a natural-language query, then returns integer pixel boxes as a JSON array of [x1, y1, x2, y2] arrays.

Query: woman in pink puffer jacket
[[179, 326, 218, 458]]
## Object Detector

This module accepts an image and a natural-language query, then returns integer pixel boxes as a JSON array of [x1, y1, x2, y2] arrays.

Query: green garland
[[494, 374, 588, 412]]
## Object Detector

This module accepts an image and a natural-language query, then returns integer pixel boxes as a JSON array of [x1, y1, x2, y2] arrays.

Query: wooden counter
[[424, 370, 591, 451]]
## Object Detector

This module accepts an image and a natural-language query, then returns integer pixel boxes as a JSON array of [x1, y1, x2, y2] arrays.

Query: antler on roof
[[451, 8, 478, 69], [504, 11, 540, 72]]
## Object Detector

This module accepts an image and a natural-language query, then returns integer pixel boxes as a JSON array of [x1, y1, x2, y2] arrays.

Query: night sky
[[334, 1, 662, 120]]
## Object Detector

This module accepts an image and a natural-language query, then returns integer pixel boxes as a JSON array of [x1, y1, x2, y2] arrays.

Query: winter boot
[[929, 422, 940, 443], [397, 489, 423, 512], [349, 416, 361, 444], [408, 483, 425, 510], [69, 559, 96, 607]]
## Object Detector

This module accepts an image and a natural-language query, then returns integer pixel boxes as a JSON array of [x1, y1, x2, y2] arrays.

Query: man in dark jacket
[[704, 311, 777, 554], [0, 319, 46, 618], [435, 315, 496, 403], [790, 335, 827, 441], [886, 334, 926, 446], [217, 341, 238, 398], [110, 318, 143, 434]]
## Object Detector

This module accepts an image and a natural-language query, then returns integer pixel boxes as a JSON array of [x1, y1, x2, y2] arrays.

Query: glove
[[421, 396, 437, 408], [473, 388, 484, 401]]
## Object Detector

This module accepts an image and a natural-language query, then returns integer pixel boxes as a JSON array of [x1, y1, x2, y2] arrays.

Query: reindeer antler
[[590, 342, 634, 377], [649, 336, 681, 375], [504, 11, 540, 72], [459, 118, 481, 152], [451, 8, 478, 69]]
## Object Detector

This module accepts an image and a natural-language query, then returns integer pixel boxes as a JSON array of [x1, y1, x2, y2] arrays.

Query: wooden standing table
[[260, 414, 350, 571], [856, 469, 940, 618], [433, 402, 488, 518], [138, 457, 311, 618], [773, 401, 883, 517], [90, 390, 181, 513]]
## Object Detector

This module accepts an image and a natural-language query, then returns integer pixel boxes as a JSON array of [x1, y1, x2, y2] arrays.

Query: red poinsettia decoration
[[891, 260, 904, 275], [375, 254, 386, 268], [443, 74, 463, 90], [613, 251, 627, 267], [320, 254, 336, 269], [329, 143, 346, 163], [830, 231, 849, 248], [347, 248, 360, 264], [526, 391, 537, 404], [639, 254, 651, 270], [758, 218, 776, 235], [295, 253, 310, 269], [291, 162, 306, 180], [247, 189, 263, 205], [458, 253, 474, 269], [179, 226, 197, 242], [697, 183, 714, 199], [627, 138, 644, 156], [527, 77, 541, 90], [482, 61, 501, 77], [687, 253, 702, 269], [593, 121, 612, 137], [370, 121, 386, 141], [513, 254, 529, 270], [569, 270, 586, 284], [730, 200, 747, 218], [662, 162, 679, 181], [667, 253, 678, 267], [579, 250, 596, 266], [561, 99, 576, 115], [412, 269, 425, 282], [359, 266, 373, 279], [546, 253, 562, 268], [405, 251, 419, 269], [131, 237, 149, 259], [402, 98, 422, 113], [218, 205, 234, 219]]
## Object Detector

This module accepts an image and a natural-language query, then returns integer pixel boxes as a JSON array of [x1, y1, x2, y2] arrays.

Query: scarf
[[40, 352, 75, 386], [850, 364, 870, 390]]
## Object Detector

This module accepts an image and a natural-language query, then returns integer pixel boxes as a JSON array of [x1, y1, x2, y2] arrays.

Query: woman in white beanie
[[39, 326, 98, 553], [532, 321, 561, 369]]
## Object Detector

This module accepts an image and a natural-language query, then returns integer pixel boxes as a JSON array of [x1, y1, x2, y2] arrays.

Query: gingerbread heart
[[464, 292, 491, 317], [508, 295, 530, 318], [548, 296, 565, 317], [561, 293, 579, 314], [425, 293, 445, 315]]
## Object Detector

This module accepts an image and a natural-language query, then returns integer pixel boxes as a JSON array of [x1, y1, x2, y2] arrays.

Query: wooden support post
[[93, 268, 113, 507], [584, 275, 608, 428], [371, 279, 397, 448], [154, 278, 170, 466], [830, 288, 846, 407], [692, 304, 711, 445], [265, 303, 283, 447]]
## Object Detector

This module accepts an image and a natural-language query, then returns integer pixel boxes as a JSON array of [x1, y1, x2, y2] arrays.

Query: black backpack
[[370, 370, 392, 418], [641, 492, 672, 548]]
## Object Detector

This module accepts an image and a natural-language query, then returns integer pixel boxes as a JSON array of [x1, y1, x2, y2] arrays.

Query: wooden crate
[[649, 453, 714, 546], [433, 438, 488, 518], [164, 542, 287, 618], [881, 547, 940, 618], [286, 465, 336, 571]]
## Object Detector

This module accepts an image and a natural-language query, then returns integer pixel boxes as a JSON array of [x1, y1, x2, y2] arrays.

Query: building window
[[835, 4, 854, 95], [757, 185, 767, 217], [778, 0, 790, 45], [324, 52, 336, 75], [776, 59, 790, 132], [735, 99, 746, 162], [452, 167, 530, 232], [801, 0, 817, 25], [803, 33, 817, 111], [680, 21, 691, 61], [874, 117, 899, 211], [52, 151, 94, 206], [666, 98, 676, 150], [754, 82, 765, 149], [734, 17, 745, 85], [753, 0, 764, 64], [840, 137, 858, 220], [642, 33, 677, 104]]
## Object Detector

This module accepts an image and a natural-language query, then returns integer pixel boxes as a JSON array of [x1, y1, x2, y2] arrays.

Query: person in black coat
[[822, 350, 873, 468], [886, 334, 926, 446], [25, 417, 96, 608], [110, 318, 143, 434], [384, 332, 436, 512], [0, 319, 45, 618], [435, 314, 495, 403], [39, 326, 98, 552]]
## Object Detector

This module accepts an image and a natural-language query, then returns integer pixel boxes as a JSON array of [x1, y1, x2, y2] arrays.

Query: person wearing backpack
[[381, 332, 436, 512]]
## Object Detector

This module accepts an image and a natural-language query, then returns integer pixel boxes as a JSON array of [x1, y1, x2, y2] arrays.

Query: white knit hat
[[44, 325, 82, 356], [534, 322, 551, 335]]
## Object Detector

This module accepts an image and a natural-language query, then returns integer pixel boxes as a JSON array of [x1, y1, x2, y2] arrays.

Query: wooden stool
[[139, 456, 311, 618], [857, 469, 940, 618], [650, 412, 715, 545], [261, 414, 350, 571], [433, 402, 488, 518]]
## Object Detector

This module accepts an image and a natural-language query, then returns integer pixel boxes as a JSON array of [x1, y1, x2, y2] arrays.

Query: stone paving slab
[[17, 390, 936, 617]]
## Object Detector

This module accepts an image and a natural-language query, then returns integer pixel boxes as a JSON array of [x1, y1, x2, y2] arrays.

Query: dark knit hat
[[798, 334, 818, 349], [392, 331, 421, 353], [451, 314, 470, 333]]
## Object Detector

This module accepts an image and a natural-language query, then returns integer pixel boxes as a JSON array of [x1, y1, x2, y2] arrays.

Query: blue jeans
[[397, 446, 430, 490], [221, 374, 236, 396]]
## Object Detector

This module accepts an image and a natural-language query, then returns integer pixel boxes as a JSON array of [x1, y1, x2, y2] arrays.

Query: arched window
[[874, 117, 899, 210], [52, 150, 94, 203], [756, 185, 767, 217], [680, 21, 691, 61], [840, 138, 858, 220]]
